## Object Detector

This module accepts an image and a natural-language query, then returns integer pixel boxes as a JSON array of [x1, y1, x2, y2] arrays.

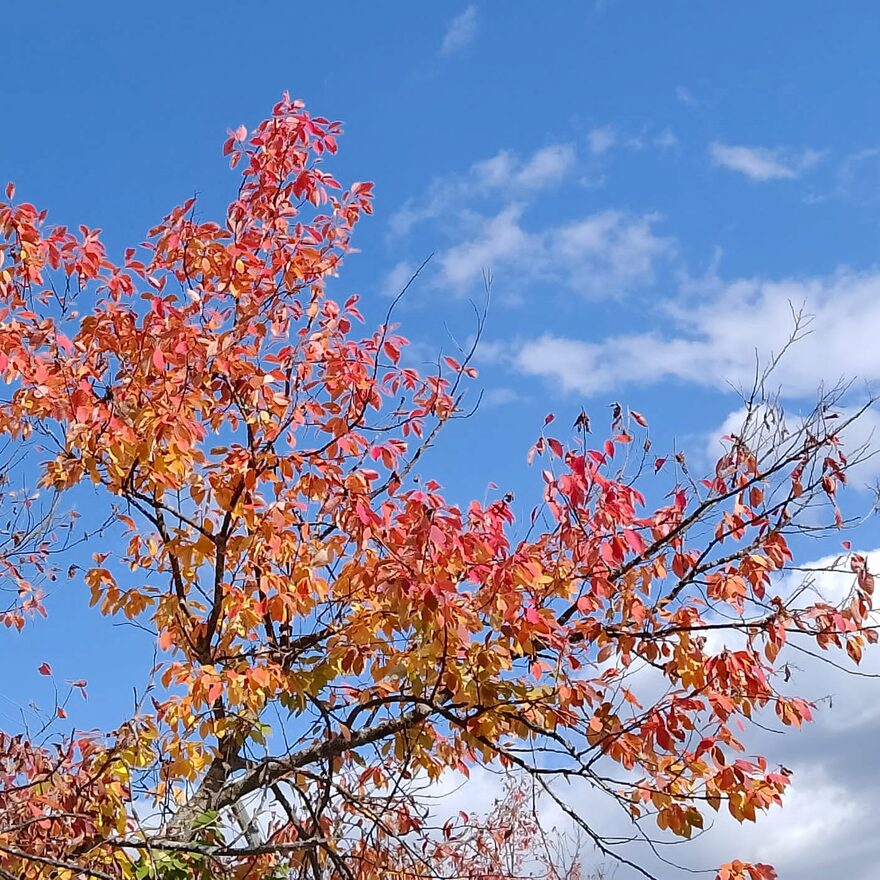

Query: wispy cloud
[[389, 143, 575, 237], [710, 142, 822, 181], [438, 207, 672, 295], [587, 126, 617, 155], [382, 260, 418, 297], [389, 130, 679, 300], [654, 128, 678, 150], [439, 204, 530, 287], [473, 144, 576, 190], [837, 147, 880, 205], [481, 386, 527, 407], [440, 5, 478, 56], [676, 85, 697, 106], [587, 124, 678, 156]]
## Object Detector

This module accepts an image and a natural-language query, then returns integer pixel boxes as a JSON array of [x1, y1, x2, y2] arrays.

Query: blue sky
[[5, 3, 880, 878]]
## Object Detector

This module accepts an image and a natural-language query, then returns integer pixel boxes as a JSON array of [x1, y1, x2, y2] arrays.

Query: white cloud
[[440, 5, 478, 56], [555, 211, 670, 290], [398, 536, 880, 880], [389, 143, 575, 238], [513, 331, 702, 397], [437, 207, 672, 294], [440, 204, 530, 287], [512, 269, 880, 398], [472, 338, 509, 365], [704, 403, 788, 464], [686, 548, 880, 879], [706, 404, 880, 490], [514, 334, 602, 394], [587, 125, 677, 156], [388, 202, 425, 239], [432, 541, 880, 880], [473, 143, 576, 191], [514, 143, 576, 188], [710, 142, 823, 181], [679, 766, 864, 879], [469, 152, 517, 189], [778, 549, 880, 615], [587, 126, 617, 155], [417, 584, 880, 880]]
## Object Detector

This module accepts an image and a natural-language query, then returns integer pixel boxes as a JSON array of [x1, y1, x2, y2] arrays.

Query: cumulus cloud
[[512, 269, 880, 398], [424, 544, 880, 880], [437, 207, 672, 294], [683, 548, 880, 879], [423, 623, 880, 879], [440, 5, 478, 56], [659, 766, 867, 879], [710, 142, 823, 181]]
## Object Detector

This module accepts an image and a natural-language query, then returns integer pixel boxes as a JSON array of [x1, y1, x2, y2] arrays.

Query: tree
[[0, 93, 875, 880]]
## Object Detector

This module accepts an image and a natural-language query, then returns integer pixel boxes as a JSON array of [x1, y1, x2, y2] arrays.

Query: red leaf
[[547, 438, 564, 458], [624, 529, 646, 554]]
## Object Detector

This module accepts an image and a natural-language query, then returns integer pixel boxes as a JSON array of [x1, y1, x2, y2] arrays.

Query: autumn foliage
[[0, 94, 876, 880]]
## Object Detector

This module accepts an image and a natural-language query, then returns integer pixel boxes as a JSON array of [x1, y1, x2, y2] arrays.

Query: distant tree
[[0, 95, 875, 880]]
